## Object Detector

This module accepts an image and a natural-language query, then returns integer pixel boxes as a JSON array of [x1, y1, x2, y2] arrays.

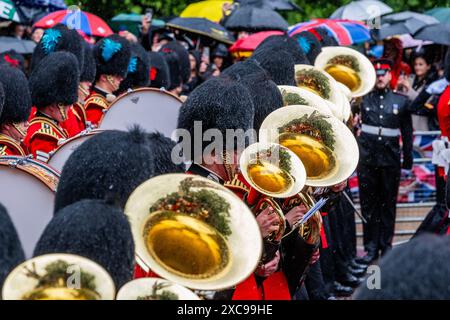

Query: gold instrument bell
[[2, 254, 115, 300], [124, 173, 262, 291], [315, 46, 376, 98], [259, 105, 359, 187], [278, 85, 334, 117], [116, 278, 200, 300]]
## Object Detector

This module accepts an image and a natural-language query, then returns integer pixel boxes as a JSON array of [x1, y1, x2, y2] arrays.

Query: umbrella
[[229, 30, 284, 57], [110, 13, 165, 36], [289, 19, 371, 46], [414, 23, 450, 46], [378, 11, 440, 38], [240, 0, 301, 11], [180, 0, 232, 22], [225, 6, 289, 32], [330, 0, 393, 20], [0, 36, 36, 54], [166, 17, 235, 44], [33, 9, 113, 37], [398, 34, 432, 49], [425, 8, 450, 24], [0, 0, 20, 22]]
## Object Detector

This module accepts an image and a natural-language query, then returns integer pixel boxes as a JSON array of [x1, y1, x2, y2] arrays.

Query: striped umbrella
[[288, 19, 371, 46], [33, 9, 113, 37]]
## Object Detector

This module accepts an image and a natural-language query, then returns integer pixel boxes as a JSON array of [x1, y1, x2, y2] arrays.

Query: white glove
[[426, 78, 450, 95]]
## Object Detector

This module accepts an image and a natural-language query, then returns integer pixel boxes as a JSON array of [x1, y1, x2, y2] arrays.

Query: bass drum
[[99, 88, 182, 139], [0, 156, 59, 258], [48, 131, 100, 172]]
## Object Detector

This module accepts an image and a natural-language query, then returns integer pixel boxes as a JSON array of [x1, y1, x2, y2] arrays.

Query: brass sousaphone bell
[[124, 174, 262, 291], [315, 46, 376, 98], [239, 142, 307, 242], [2, 254, 116, 300]]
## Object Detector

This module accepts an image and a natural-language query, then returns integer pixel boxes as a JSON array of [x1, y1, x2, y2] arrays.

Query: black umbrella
[[377, 11, 440, 39], [0, 37, 36, 54], [239, 0, 301, 11], [166, 17, 235, 44], [225, 5, 289, 32], [414, 23, 450, 46]]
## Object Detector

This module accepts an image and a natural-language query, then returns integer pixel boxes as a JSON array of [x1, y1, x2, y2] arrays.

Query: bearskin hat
[[30, 24, 84, 72], [34, 199, 134, 289], [310, 27, 339, 47], [0, 203, 25, 289], [291, 31, 322, 64], [148, 51, 171, 89], [0, 65, 31, 124], [160, 41, 190, 84], [0, 50, 25, 73], [117, 43, 150, 94], [177, 76, 255, 161], [254, 35, 310, 65], [55, 126, 185, 213], [354, 234, 450, 300], [251, 48, 296, 86], [80, 42, 96, 83], [222, 61, 283, 131], [29, 52, 79, 109], [94, 34, 131, 79]]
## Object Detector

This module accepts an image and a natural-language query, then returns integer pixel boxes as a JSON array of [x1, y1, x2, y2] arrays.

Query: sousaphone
[[260, 105, 359, 187], [294, 64, 346, 121], [124, 174, 262, 291], [315, 46, 376, 98], [116, 278, 200, 300], [278, 85, 334, 117], [2, 254, 115, 300]]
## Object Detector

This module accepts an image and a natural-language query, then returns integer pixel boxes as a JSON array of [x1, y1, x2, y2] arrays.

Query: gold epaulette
[[30, 117, 68, 141], [0, 145, 6, 156], [224, 174, 250, 193], [0, 134, 26, 156], [85, 94, 109, 110]]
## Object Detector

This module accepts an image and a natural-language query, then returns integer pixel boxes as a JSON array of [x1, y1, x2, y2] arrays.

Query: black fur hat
[[251, 48, 296, 86], [31, 24, 84, 72], [354, 234, 450, 299], [291, 31, 322, 64], [0, 203, 25, 289], [33, 199, 134, 289], [311, 27, 339, 47], [0, 50, 25, 72], [55, 127, 154, 212], [80, 42, 96, 83], [148, 51, 171, 89], [160, 41, 190, 84], [148, 131, 186, 174], [222, 61, 283, 131], [94, 34, 131, 79], [29, 52, 80, 109], [0, 65, 32, 124], [161, 50, 183, 90], [177, 76, 255, 161], [254, 35, 310, 65], [117, 43, 150, 94]]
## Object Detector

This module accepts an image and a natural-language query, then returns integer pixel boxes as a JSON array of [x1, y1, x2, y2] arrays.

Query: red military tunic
[[84, 88, 111, 128], [437, 85, 450, 140], [61, 103, 87, 138], [0, 133, 28, 156], [24, 111, 68, 162]]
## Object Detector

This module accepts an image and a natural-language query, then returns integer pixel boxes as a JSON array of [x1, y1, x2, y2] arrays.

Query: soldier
[[148, 51, 171, 90], [24, 52, 80, 161], [0, 65, 32, 156], [159, 41, 190, 97], [116, 43, 150, 95], [356, 59, 413, 264], [84, 35, 131, 127]]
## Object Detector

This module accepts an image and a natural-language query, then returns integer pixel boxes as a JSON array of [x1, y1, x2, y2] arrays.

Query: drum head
[[0, 157, 59, 258], [49, 131, 99, 172], [99, 88, 182, 138]]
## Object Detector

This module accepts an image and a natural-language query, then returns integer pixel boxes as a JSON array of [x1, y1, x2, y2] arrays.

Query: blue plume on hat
[[41, 29, 62, 55], [127, 57, 137, 73], [297, 36, 311, 54], [102, 39, 122, 62]]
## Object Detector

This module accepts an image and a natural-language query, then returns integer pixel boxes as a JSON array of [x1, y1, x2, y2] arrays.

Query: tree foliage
[[66, 0, 449, 24]]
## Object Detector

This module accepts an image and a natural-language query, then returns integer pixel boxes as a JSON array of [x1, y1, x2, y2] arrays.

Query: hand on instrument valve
[[330, 180, 347, 193], [256, 251, 280, 278], [285, 204, 307, 228], [256, 206, 280, 238]]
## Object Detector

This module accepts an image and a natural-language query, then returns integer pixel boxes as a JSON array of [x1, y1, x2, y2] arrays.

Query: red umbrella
[[34, 9, 113, 37], [229, 31, 284, 58]]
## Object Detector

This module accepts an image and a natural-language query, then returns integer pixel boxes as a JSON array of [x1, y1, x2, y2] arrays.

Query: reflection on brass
[[24, 285, 99, 300], [279, 132, 337, 180], [144, 211, 231, 279], [247, 160, 293, 195], [325, 64, 361, 92]]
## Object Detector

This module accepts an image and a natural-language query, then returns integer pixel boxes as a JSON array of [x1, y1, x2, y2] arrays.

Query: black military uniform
[[357, 59, 413, 262]]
